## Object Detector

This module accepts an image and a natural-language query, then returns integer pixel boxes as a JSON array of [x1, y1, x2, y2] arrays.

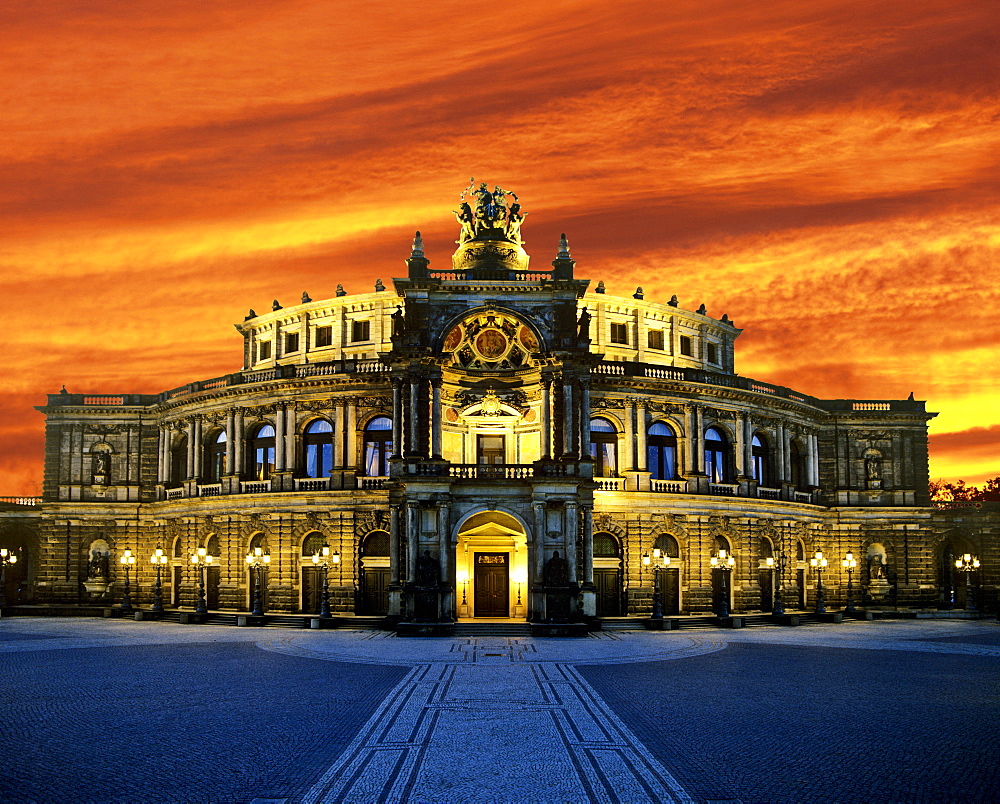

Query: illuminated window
[[315, 326, 333, 347], [647, 421, 678, 480], [647, 330, 664, 350], [610, 323, 628, 345], [704, 427, 730, 483], [248, 424, 276, 480], [205, 430, 227, 482], [679, 335, 693, 357], [751, 434, 771, 486], [590, 417, 618, 477], [285, 332, 299, 353], [351, 320, 371, 343], [363, 416, 392, 476], [303, 419, 334, 479], [170, 436, 188, 485]]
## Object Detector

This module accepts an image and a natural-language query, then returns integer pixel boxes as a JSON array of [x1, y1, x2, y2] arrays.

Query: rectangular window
[[258, 340, 272, 360], [679, 335, 693, 357], [285, 332, 300, 353], [351, 320, 371, 342], [707, 343, 718, 363], [314, 326, 333, 347], [610, 322, 628, 345], [647, 329, 664, 350]]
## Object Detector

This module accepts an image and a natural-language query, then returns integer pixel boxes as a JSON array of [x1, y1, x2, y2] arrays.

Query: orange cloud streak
[[1, 0, 997, 494]]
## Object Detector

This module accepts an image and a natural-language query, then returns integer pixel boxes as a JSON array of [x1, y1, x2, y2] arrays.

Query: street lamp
[[842, 551, 858, 613], [119, 548, 136, 614], [246, 547, 271, 616], [810, 550, 828, 614], [642, 548, 671, 619], [191, 547, 214, 615], [311, 545, 336, 618], [764, 555, 785, 615], [149, 546, 168, 614], [0, 548, 18, 612], [512, 568, 528, 608], [955, 553, 981, 613], [710, 549, 735, 618]]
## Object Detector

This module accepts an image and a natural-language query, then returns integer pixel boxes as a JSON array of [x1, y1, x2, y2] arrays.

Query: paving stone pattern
[[0, 618, 998, 803]]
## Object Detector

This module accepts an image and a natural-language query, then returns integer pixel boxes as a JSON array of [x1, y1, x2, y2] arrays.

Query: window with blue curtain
[[303, 419, 334, 478]]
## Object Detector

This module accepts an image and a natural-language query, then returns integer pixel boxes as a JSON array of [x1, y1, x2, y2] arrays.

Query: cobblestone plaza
[[2, 617, 998, 803]]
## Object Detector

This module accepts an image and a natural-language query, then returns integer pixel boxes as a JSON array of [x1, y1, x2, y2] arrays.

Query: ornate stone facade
[[1, 185, 996, 621]]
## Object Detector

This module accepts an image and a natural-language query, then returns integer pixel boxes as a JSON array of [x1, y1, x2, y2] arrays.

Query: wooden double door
[[474, 553, 509, 617]]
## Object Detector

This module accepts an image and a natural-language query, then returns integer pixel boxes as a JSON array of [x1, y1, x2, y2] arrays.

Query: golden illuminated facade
[[2, 184, 995, 626]]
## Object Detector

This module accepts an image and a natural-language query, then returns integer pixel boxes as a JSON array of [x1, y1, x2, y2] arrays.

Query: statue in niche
[[88, 549, 109, 579], [415, 551, 440, 588], [869, 553, 886, 579], [91, 452, 110, 484], [391, 305, 405, 339], [577, 307, 592, 342], [865, 454, 881, 483], [543, 551, 569, 586]]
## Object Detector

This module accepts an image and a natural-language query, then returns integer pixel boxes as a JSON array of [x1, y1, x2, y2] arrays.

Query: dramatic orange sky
[[2, 0, 998, 495]]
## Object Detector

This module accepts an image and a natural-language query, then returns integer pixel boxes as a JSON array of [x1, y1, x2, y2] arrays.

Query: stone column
[[438, 502, 452, 619], [391, 379, 403, 458], [333, 401, 344, 468], [635, 402, 647, 470], [345, 401, 357, 469], [540, 378, 551, 459], [408, 378, 420, 457], [532, 502, 546, 620], [388, 503, 402, 616], [186, 419, 196, 479], [808, 432, 819, 487], [776, 422, 787, 484], [562, 378, 575, 457], [233, 409, 244, 478], [685, 405, 697, 474], [284, 403, 296, 471], [623, 399, 635, 470], [274, 406, 286, 472], [734, 412, 746, 478], [578, 377, 591, 457], [431, 377, 442, 459], [581, 505, 596, 617], [225, 409, 235, 475], [406, 501, 419, 583], [565, 502, 578, 584], [158, 426, 168, 482]]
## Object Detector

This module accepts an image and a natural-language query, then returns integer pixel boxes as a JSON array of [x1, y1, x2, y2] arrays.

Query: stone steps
[[453, 622, 532, 637]]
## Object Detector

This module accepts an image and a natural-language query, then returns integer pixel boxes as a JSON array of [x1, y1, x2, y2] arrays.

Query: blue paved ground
[[580, 641, 1000, 803], [0, 642, 406, 804]]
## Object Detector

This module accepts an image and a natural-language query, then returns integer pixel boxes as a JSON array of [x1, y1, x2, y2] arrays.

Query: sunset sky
[[2, 0, 997, 495]]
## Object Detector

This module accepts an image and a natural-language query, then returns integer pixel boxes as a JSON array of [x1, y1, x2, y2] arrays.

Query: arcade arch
[[454, 510, 528, 620]]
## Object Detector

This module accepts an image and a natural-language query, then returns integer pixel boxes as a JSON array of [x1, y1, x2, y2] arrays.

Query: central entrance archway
[[455, 510, 528, 620]]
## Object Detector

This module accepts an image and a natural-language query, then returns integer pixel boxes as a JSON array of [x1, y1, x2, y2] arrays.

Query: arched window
[[593, 532, 620, 558], [302, 532, 327, 557], [361, 530, 390, 557], [363, 417, 393, 477], [751, 434, 771, 486], [789, 440, 804, 489], [590, 417, 618, 478], [205, 534, 220, 557], [303, 419, 334, 479], [248, 424, 276, 481], [170, 436, 188, 485], [205, 431, 227, 483], [172, 536, 184, 558], [653, 533, 681, 558], [647, 421, 678, 480], [704, 427, 730, 483]]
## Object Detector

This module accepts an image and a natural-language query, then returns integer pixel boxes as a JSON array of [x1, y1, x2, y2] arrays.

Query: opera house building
[[0, 185, 994, 630]]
